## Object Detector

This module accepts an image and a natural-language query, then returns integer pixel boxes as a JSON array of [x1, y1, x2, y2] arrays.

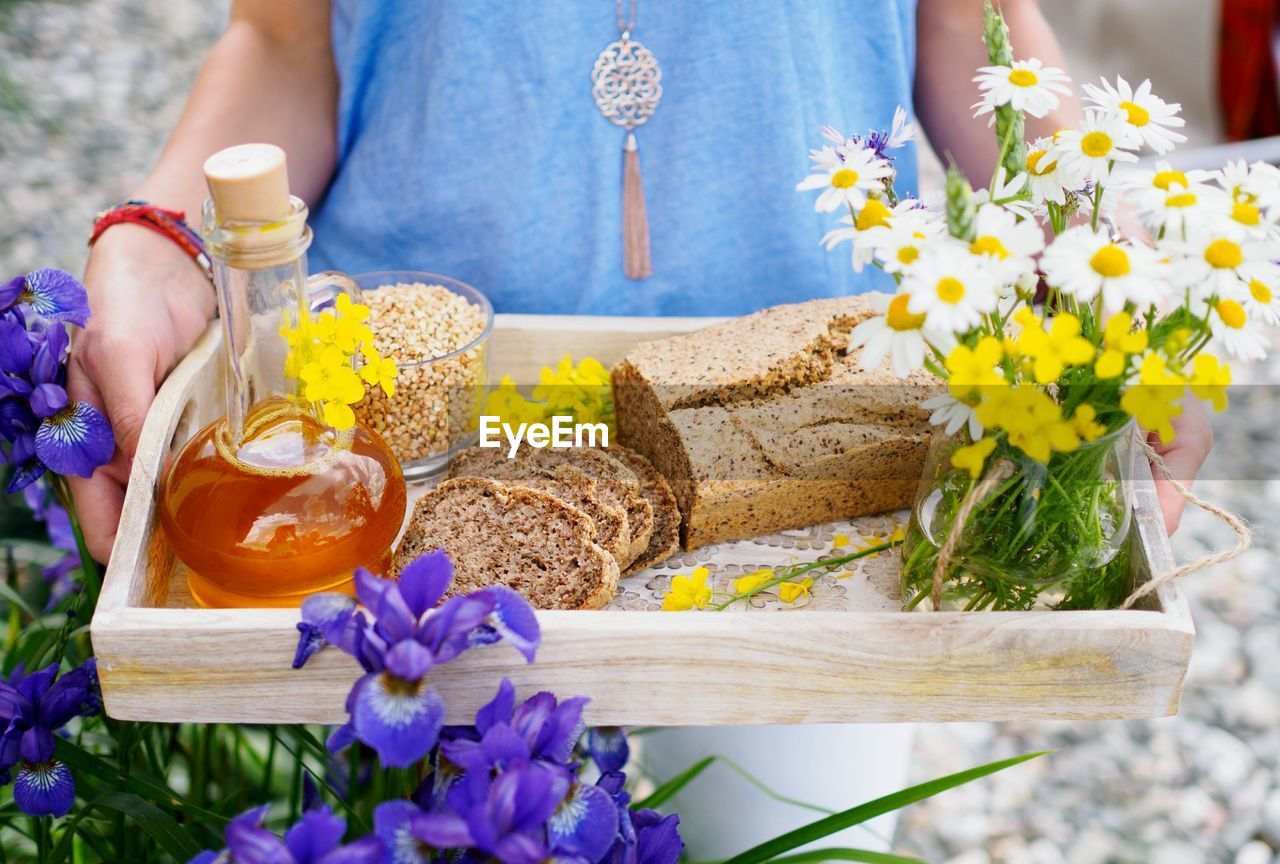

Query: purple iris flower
[[622, 810, 683, 864], [0, 269, 91, 327], [0, 271, 114, 489], [586, 727, 630, 774], [24, 481, 82, 609], [188, 805, 384, 864], [0, 659, 100, 817], [296, 551, 540, 769]]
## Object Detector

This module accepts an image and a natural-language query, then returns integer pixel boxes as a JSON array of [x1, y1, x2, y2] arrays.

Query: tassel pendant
[[622, 132, 652, 280]]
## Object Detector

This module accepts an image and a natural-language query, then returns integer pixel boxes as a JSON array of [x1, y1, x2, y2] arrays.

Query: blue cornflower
[[0, 269, 91, 326], [295, 551, 541, 769], [0, 659, 99, 817], [0, 271, 114, 490], [188, 805, 384, 864]]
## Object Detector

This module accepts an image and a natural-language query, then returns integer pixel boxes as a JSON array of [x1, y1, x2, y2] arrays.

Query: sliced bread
[[608, 445, 681, 574], [392, 477, 619, 610], [447, 450, 631, 565]]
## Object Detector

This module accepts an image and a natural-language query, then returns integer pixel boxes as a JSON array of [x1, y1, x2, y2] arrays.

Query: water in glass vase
[[160, 398, 406, 607]]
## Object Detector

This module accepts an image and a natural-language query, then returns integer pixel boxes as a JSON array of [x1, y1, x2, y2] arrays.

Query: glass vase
[[900, 422, 1138, 611]]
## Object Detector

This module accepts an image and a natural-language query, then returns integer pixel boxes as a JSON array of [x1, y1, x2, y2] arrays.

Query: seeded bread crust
[[392, 477, 619, 611], [447, 451, 631, 565], [612, 294, 933, 549], [608, 445, 681, 574]]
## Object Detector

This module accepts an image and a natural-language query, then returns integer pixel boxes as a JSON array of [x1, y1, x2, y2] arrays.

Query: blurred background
[[0, 1, 1277, 862]]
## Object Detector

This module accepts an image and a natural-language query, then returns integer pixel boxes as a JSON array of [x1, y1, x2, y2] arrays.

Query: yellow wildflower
[[945, 337, 1005, 402], [779, 578, 815, 604], [1120, 353, 1186, 443], [951, 436, 997, 479], [662, 567, 712, 611], [484, 376, 547, 426], [832, 534, 849, 549], [1095, 312, 1149, 379], [1071, 404, 1107, 442], [979, 386, 1079, 462], [732, 569, 772, 595], [1189, 352, 1231, 412], [323, 400, 357, 432], [359, 344, 399, 397], [1015, 309, 1096, 384], [528, 355, 615, 427]]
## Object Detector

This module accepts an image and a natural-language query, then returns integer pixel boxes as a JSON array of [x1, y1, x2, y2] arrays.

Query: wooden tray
[[91, 315, 1195, 725]]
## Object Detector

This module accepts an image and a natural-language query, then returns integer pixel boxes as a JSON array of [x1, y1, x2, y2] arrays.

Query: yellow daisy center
[[855, 199, 892, 231], [1232, 200, 1261, 226], [1080, 131, 1113, 158], [970, 235, 1011, 259], [885, 293, 925, 331], [1089, 244, 1131, 278], [1165, 192, 1197, 208], [1204, 238, 1243, 270], [1025, 149, 1057, 176], [831, 169, 859, 189], [1008, 68, 1038, 87], [1215, 298, 1247, 329], [1153, 169, 1187, 191], [896, 246, 919, 266], [936, 277, 966, 304], [1119, 100, 1150, 127], [1249, 279, 1273, 304]]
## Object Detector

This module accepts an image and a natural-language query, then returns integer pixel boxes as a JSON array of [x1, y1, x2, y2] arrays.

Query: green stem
[[712, 543, 899, 611]]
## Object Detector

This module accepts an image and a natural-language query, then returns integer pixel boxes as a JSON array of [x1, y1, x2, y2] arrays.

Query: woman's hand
[[1150, 396, 1213, 536], [65, 225, 217, 562]]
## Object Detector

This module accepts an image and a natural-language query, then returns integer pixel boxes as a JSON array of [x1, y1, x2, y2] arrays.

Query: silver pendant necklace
[[592, 0, 662, 280]]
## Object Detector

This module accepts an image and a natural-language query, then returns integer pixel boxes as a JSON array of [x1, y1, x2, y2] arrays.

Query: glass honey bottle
[[159, 144, 407, 608]]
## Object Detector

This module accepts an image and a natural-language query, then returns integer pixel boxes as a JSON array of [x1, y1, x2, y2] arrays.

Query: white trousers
[[641, 723, 916, 859]]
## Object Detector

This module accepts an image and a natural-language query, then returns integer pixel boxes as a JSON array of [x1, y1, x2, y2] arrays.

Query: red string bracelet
[[89, 200, 213, 282]]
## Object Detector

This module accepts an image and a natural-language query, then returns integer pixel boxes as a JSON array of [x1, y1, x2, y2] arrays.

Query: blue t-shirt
[[311, 0, 919, 316]]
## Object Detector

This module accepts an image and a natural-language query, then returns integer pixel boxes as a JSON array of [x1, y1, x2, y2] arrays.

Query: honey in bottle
[[159, 144, 407, 608]]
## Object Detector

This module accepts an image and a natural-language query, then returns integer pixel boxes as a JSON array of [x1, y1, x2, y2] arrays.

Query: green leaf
[[633, 756, 715, 810], [764, 849, 924, 864], [54, 738, 228, 825], [93, 791, 205, 860], [721, 752, 1049, 864]]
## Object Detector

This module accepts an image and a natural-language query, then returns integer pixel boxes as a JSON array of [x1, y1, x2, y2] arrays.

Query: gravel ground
[[2, 2, 1277, 863]]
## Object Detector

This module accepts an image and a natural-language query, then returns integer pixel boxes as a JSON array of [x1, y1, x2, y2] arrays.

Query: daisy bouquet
[[798, 3, 1271, 611]]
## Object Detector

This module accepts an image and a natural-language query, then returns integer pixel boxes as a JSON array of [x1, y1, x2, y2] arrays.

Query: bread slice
[[392, 477, 619, 610], [612, 294, 934, 550], [525, 447, 654, 566], [447, 449, 631, 565], [608, 445, 681, 574]]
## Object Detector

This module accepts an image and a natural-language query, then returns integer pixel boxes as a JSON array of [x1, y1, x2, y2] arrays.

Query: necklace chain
[[615, 0, 637, 35]]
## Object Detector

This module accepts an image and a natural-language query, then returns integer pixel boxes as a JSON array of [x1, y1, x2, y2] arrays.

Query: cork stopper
[[203, 143, 291, 223]]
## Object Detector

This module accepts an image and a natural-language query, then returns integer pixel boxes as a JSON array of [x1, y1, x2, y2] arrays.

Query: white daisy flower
[[902, 242, 1001, 335], [967, 203, 1044, 281], [1209, 160, 1280, 238], [1052, 110, 1139, 185], [1080, 76, 1186, 154], [973, 58, 1072, 119], [1041, 225, 1169, 311], [1114, 162, 1217, 238], [921, 392, 985, 440], [1238, 259, 1280, 325], [852, 200, 944, 274], [846, 292, 932, 378], [972, 167, 1037, 220], [1170, 224, 1267, 302], [1023, 137, 1072, 205], [796, 143, 895, 213], [821, 197, 897, 272], [1206, 296, 1270, 360]]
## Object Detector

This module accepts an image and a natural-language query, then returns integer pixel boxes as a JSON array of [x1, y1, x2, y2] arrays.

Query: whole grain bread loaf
[[607, 445, 681, 574], [447, 450, 631, 565], [612, 295, 939, 549], [392, 477, 619, 610]]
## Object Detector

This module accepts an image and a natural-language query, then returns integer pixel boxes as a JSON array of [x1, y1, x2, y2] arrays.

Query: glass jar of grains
[[353, 271, 493, 481]]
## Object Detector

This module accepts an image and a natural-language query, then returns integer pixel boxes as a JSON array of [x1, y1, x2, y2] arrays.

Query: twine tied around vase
[[926, 443, 1253, 612]]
